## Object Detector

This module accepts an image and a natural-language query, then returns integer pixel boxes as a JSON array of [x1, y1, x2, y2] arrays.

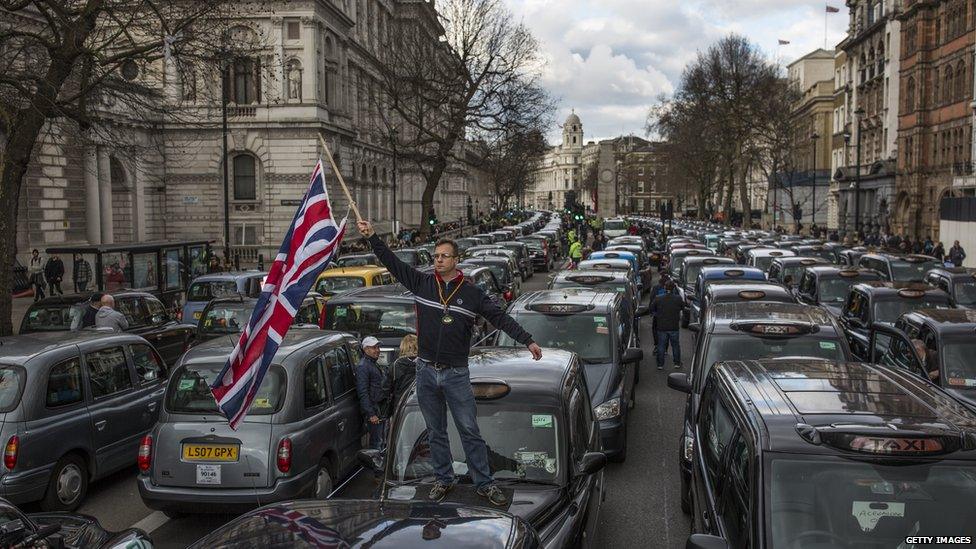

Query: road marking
[[130, 510, 170, 534]]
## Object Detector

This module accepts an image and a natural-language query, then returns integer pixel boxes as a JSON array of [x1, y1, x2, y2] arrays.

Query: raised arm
[[358, 221, 425, 293], [478, 290, 542, 359]]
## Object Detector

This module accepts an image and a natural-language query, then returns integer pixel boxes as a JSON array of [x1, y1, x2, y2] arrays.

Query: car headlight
[[593, 397, 621, 421], [683, 434, 695, 462]]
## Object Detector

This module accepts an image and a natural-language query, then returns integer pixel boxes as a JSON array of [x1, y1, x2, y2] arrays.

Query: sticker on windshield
[[948, 378, 976, 387], [178, 379, 195, 390], [335, 308, 347, 317], [596, 326, 609, 334], [820, 341, 837, 350], [532, 414, 553, 428], [253, 398, 271, 408], [851, 501, 905, 532], [28, 311, 38, 318]]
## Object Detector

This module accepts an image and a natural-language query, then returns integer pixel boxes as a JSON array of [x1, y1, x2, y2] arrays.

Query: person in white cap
[[355, 336, 387, 449]]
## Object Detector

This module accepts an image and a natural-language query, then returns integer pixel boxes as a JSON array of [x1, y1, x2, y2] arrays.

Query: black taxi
[[498, 289, 645, 461], [679, 256, 736, 328], [671, 303, 852, 515], [547, 269, 640, 317], [795, 266, 883, 317], [838, 281, 955, 361], [694, 283, 796, 329], [360, 348, 607, 548], [870, 309, 976, 409], [858, 252, 941, 283], [767, 256, 830, 289], [673, 358, 976, 548], [924, 267, 976, 309]]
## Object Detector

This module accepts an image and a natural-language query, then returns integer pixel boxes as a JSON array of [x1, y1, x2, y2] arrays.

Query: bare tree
[[378, 0, 552, 235], [0, 0, 240, 335], [482, 126, 547, 210]]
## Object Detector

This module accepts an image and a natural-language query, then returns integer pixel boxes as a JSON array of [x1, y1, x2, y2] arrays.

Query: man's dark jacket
[[651, 292, 684, 332], [355, 355, 386, 418], [383, 356, 417, 416], [368, 234, 533, 368]]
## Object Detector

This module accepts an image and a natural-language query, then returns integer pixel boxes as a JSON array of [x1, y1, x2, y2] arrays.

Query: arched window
[[945, 65, 954, 104], [957, 60, 968, 100], [906, 76, 916, 112], [232, 154, 257, 201], [361, 164, 367, 180]]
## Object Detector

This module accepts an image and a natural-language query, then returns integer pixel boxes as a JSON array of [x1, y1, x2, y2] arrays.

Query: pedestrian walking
[[94, 294, 129, 332], [73, 254, 92, 293], [28, 249, 45, 301], [651, 280, 684, 370], [933, 241, 946, 263], [649, 274, 670, 354], [569, 238, 582, 268], [383, 334, 419, 417], [356, 336, 388, 450], [949, 240, 967, 267], [43, 254, 64, 297], [357, 219, 541, 507]]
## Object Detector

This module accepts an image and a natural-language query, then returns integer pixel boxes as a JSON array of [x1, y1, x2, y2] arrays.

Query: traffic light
[[428, 209, 438, 226]]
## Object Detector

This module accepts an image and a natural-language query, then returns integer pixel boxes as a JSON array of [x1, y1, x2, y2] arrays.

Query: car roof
[[707, 301, 835, 328], [772, 256, 830, 266], [706, 283, 793, 299], [804, 266, 879, 277], [861, 252, 937, 262], [749, 249, 795, 257], [510, 288, 619, 312], [320, 266, 389, 277], [927, 266, 976, 279], [29, 290, 152, 306], [326, 283, 413, 303], [700, 266, 766, 279], [715, 359, 976, 455], [683, 256, 735, 266], [552, 269, 630, 281], [853, 281, 946, 295], [190, 271, 266, 283], [181, 329, 350, 368], [0, 331, 144, 365], [901, 309, 976, 333]]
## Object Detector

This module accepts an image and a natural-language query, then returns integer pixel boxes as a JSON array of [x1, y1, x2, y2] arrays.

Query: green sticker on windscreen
[[820, 341, 837, 350], [532, 414, 553, 428], [335, 308, 347, 317], [28, 311, 38, 318], [178, 379, 195, 390]]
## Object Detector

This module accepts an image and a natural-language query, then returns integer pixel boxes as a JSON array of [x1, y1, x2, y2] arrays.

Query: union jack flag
[[211, 159, 346, 429], [255, 507, 349, 548]]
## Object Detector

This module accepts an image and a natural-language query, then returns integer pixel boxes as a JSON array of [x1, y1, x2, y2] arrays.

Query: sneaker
[[477, 483, 509, 506], [674, 362, 683, 369], [428, 481, 454, 502], [657, 363, 663, 370]]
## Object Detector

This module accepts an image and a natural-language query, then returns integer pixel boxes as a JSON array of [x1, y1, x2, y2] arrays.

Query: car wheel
[[312, 460, 335, 499], [41, 454, 88, 512]]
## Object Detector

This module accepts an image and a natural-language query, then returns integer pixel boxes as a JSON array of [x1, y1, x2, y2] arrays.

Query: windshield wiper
[[493, 477, 560, 487]]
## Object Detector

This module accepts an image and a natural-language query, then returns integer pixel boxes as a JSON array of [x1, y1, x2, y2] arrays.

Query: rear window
[[315, 276, 365, 296], [199, 303, 254, 336], [604, 220, 626, 230], [335, 255, 378, 268], [873, 298, 952, 324], [703, 334, 846, 370], [0, 367, 24, 412], [187, 281, 238, 302], [393, 251, 418, 265], [325, 302, 416, 337], [21, 302, 85, 332], [167, 365, 285, 415], [953, 280, 976, 308]]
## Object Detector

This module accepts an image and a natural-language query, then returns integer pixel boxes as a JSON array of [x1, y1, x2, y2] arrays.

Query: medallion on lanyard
[[437, 273, 463, 325]]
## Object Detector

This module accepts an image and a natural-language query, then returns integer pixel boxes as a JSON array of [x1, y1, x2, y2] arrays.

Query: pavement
[[13, 268, 693, 547]]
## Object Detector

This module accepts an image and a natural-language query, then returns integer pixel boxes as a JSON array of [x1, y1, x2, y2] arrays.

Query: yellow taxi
[[313, 266, 393, 301]]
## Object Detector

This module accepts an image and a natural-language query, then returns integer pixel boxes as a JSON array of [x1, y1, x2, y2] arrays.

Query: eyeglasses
[[432, 253, 457, 260]]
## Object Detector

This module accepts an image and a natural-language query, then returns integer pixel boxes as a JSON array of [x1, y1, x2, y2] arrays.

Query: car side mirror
[[635, 304, 651, 317], [622, 348, 643, 363], [356, 449, 384, 473], [577, 451, 607, 476], [667, 372, 692, 394], [686, 534, 730, 549], [687, 322, 701, 333]]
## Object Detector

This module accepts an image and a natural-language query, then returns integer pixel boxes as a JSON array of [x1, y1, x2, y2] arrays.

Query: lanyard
[[436, 274, 464, 312]]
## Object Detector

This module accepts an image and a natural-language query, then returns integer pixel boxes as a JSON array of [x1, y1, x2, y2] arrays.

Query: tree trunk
[[737, 159, 751, 224], [419, 157, 447, 238]]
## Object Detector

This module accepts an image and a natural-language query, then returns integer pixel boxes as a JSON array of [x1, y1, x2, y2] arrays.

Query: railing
[[227, 106, 257, 117]]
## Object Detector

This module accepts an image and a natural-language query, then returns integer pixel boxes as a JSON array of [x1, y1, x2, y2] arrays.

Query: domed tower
[[562, 110, 583, 150]]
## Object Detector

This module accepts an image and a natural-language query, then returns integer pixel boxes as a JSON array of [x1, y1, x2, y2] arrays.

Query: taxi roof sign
[[567, 275, 613, 284], [724, 269, 745, 277], [838, 270, 861, 278], [731, 322, 813, 335], [738, 290, 767, 300], [471, 380, 511, 400], [898, 288, 927, 298], [526, 303, 593, 314]]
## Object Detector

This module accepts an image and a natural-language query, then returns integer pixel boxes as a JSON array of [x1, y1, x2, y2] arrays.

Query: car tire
[[312, 459, 335, 499], [41, 454, 88, 512]]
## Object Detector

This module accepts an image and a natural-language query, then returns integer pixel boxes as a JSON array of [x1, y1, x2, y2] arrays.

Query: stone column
[[97, 146, 114, 244], [132, 155, 146, 242], [84, 146, 102, 244]]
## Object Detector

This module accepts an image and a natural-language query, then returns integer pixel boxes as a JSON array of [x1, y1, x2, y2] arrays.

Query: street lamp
[[843, 128, 852, 232], [219, 53, 231, 264], [390, 127, 399, 235], [810, 131, 819, 231], [853, 107, 865, 237]]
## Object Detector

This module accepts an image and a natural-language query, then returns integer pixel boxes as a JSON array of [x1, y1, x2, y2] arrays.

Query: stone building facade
[[528, 112, 584, 211], [619, 143, 672, 216], [895, 0, 974, 239]]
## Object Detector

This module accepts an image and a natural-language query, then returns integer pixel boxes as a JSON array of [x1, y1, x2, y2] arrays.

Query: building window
[[905, 76, 915, 112], [233, 154, 257, 200], [637, 166, 644, 176], [225, 57, 261, 105], [232, 223, 262, 245], [287, 21, 301, 40], [945, 65, 954, 104]]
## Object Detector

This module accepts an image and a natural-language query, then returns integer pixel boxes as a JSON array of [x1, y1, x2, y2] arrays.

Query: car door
[[692, 376, 740, 536], [296, 351, 341, 486], [568, 381, 603, 547], [29, 355, 92, 484], [323, 344, 362, 474], [143, 296, 192, 366], [841, 292, 869, 360], [127, 342, 167, 434], [716, 433, 754, 548], [82, 344, 142, 476], [869, 324, 925, 378]]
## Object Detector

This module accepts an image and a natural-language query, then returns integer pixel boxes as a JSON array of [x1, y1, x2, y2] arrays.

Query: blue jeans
[[415, 360, 493, 488], [657, 330, 681, 367], [366, 420, 385, 450]]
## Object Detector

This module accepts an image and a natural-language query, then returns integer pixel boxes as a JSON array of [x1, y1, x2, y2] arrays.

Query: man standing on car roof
[[358, 220, 543, 508]]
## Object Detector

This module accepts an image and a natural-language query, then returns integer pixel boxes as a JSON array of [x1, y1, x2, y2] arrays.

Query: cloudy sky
[[503, 0, 851, 144]]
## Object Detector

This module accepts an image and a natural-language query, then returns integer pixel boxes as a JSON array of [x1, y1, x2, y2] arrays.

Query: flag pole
[[317, 133, 363, 223], [824, 8, 828, 50]]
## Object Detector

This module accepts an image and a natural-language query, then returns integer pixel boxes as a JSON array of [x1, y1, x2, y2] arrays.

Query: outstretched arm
[[358, 220, 425, 293], [479, 291, 543, 360]]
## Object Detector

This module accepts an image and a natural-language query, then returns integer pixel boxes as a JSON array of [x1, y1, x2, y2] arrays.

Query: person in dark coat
[[72, 293, 104, 330], [383, 334, 418, 417], [949, 241, 967, 267], [29, 249, 45, 301], [73, 255, 92, 293], [44, 254, 64, 296], [356, 336, 387, 450], [933, 242, 946, 262], [650, 280, 684, 370]]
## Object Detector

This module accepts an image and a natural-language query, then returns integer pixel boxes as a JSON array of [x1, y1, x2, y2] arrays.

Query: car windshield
[[325, 302, 416, 336], [393, 251, 418, 265], [187, 281, 238, 302], [604, 220, 626, 230], [703, 334, 845, 373], [767, 457, 976, 548], [941, 337, 976, 389], [199, 303, 254, 335], [21, 302, 85, 331], [953, 280, 976, 307], [498, 313, 612, 363], [315, 276, 365, 295], [551, 280, 629, 298], [0, 368, 23, 412], [392, 404, 561, 484], [890, 260, 941, 282], [753, 257, 775, 272], [819, 278, 860, 303], [336, 255, 378, 268], [685, 263, 726, 288], [167, 365, 284, 415], [478, 263, 510, 284], [873, 298, 952, 324]]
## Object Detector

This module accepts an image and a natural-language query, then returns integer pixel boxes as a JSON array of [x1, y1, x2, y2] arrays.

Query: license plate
[[193, 311, 202, 319], [182, 444, 239, 461], [196, 464, 221, 485]]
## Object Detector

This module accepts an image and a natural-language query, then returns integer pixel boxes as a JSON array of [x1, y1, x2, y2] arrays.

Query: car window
[[47, 357, 83, 407], [22, 302, 85, 332], [145, 298, 167, 323], [720, 435, 751, 549], [117, 297, 149, 328], [569, 390, 588, 462], [187, 281, 238, 302], [324, 347, 355, 398], [167, 365, 284, 415], [699, 379, 738, 499], [86, 346, 133, 398], [372, 275, 382, 286], [294, 300, 319, 325], [130, 344, 165, 384], [304, 358, 328, 408]]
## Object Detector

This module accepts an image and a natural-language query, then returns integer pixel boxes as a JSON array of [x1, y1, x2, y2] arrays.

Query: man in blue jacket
[[355, 336, 387, 450], [358, 220, 542, 507]]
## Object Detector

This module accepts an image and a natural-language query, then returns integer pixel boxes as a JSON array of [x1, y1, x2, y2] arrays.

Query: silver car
[[0, 332, 167, 511], [138, 328, 364, 515]]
